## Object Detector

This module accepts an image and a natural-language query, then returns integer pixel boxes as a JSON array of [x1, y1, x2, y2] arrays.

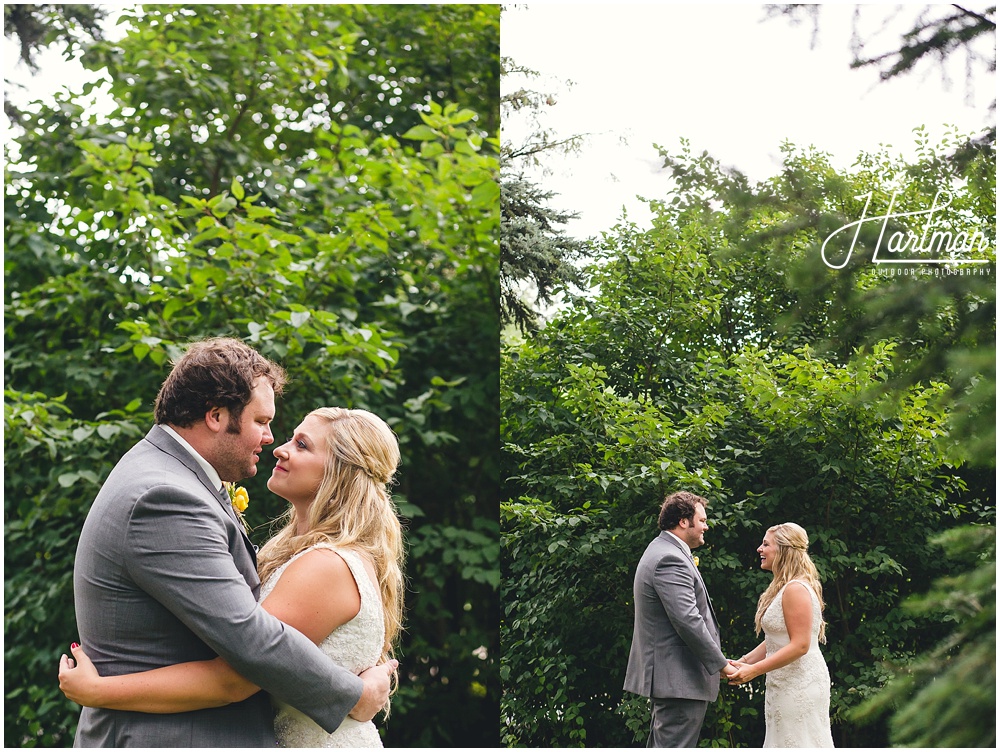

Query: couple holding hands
[[625, 491, 835, 748]]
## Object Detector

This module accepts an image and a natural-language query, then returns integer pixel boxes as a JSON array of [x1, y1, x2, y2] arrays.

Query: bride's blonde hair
[[257, 407, 406, 706], [753, 522, 826, 644]]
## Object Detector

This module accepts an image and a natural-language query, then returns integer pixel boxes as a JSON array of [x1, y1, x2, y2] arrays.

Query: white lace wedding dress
[[761, 580, 835, 748], [259, 544, 385, 748]]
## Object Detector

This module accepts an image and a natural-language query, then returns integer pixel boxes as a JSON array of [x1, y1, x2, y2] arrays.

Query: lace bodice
[[761, 580, 834, 748], [260, 544, 385, 748]]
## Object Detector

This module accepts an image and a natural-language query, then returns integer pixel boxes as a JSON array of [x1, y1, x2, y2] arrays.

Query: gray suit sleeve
[[125, 485, 363, 732], [653, 555, 729, 674]]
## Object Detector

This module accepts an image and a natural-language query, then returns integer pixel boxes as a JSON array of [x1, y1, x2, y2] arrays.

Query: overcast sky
[[502, 3, 995, 238], [3, 10, 125, 158]]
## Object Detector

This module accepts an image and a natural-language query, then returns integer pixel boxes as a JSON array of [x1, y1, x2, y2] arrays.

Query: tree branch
[[951, 4, 996, 29]]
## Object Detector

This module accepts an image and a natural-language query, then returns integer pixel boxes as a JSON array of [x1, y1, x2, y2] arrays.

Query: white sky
[[2, 9, 128, 158], [502, 3, 996, 238]]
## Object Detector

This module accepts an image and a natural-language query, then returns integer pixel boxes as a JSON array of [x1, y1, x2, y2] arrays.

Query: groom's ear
[[204, 405, 226, 434]]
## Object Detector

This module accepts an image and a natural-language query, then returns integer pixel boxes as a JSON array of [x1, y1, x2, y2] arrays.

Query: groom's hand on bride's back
[[348, 660, 399, 722]]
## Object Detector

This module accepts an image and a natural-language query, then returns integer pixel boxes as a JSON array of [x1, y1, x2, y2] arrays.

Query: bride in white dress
[[58, 407, 405, 748], [727, 523, 834, 748]]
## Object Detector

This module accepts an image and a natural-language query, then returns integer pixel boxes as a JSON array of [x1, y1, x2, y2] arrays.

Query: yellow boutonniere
[[226, 483, 250, 533], [230, 486, 249, 513], [693, 556, 700, 568]]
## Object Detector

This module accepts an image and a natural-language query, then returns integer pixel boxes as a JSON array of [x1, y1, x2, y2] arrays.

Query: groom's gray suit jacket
[[73, 425, 363, 747], [623, 531, 728, 702]]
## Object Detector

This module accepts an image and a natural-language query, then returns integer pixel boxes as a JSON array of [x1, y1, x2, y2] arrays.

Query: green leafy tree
[[500, 135, 994, 746], [649, 132, 995, 466], [759, 5, 997, 469], [5, 4, 499, 747]]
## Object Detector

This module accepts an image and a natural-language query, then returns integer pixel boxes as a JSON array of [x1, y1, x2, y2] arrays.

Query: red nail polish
[[71, 642, 79, 649]]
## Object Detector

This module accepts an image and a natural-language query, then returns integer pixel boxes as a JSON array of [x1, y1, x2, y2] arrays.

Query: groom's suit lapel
[[660, 532, 720, 629], [145, 425, 258, 567], [211, 484, 259, 568]]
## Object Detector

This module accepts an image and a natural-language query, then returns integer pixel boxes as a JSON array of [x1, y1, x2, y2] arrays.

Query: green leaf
[[162, 298, 186, 321], [450, 108, 477, 124], [245, 205, 275, 219], [211, 196, 238, 218], [470, 180, 499, 209], [57, 473, 79, 488], [97, 424, 120, 440], [401, 124, 438, 141]]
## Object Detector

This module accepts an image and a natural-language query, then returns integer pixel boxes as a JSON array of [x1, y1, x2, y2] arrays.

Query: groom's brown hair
[[154, 337, 286, 429], [658, 490, 708, 531]]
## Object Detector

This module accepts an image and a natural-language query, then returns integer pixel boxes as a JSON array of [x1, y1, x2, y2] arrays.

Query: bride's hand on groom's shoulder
[[58, 642, 102, 706]]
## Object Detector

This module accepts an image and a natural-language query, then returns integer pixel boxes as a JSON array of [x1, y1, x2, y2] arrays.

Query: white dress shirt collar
[[665, 530, 692, 555], [160, 424, 224, 493]]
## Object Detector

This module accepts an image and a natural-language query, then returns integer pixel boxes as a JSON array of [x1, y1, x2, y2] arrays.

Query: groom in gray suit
[[624, 491, 734, 747], [73, 338, 393, 747]]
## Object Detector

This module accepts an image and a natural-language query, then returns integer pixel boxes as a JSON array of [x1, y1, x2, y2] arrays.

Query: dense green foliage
[[501, 137, 995, 746], [850, 523, 995, 747], [4, 4, 499, 747]]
